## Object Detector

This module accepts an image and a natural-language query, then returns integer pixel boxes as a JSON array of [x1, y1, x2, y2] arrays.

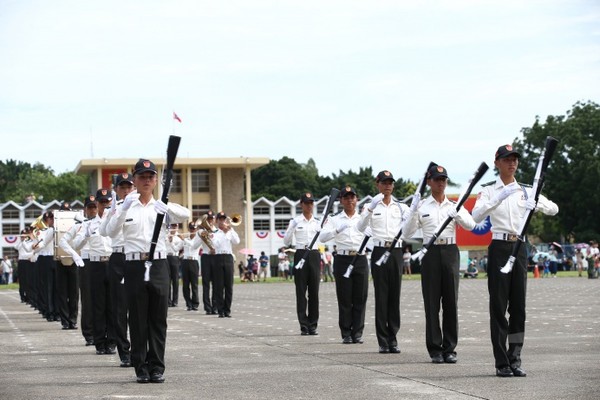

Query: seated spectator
[[463, 260, 478, 279]]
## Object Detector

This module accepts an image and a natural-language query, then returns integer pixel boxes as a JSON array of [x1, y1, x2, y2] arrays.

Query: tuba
[[198, 214, 216, 251]]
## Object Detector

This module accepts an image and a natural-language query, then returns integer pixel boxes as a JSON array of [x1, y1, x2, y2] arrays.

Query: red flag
[[173, 111, 182, 123]]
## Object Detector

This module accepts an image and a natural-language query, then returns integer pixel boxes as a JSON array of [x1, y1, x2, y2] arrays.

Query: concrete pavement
[[0, 276, 598, 399]]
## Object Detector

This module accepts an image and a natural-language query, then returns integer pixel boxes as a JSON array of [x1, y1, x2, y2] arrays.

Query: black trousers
[[370, 247, 402, 348], [37, 255, 54, 318], [333, 254, 368, 340], [29, 259, 39, 309], [213, 254, 234, 315], [293, 249, 321, 332], [90, 260, 115, 351], [108, 253, 130, 360], [125, 259, 169, 377], [79, 260, 94, 342], [488, 240, 527, 369], [201, 254, 215, 313], [167, 255, 180, 306], [421, 244, 459, 357], [181, 259, 200, 309], [18, 260, 31, 303], [55, 262, 79, 328]]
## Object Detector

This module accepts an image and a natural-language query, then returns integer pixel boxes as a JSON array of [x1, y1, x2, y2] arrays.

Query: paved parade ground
[[1, 277, 598, 400]]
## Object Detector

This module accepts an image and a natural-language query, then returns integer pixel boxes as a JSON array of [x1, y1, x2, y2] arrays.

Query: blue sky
[[1, 0, 599, 189]]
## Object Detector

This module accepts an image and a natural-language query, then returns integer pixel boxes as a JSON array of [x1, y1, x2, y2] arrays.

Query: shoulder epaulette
[[331, 210, 343, 217], [518, 182, 532, 188], [481, 180, 495, 187], [117, 200, 124, 205], [449, 199, 457, 204]]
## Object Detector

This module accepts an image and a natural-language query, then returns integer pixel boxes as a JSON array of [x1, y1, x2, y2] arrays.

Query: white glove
[[336, 222, 349, 234], [72, 254, 85, 267], [289, 218, 298, 229], [446, 208, 458, 219], [121, 190, 139, 211], [364, 226, 373, 237], [494, 183, 520, 204], [368, 193, 384, 211], [410, 193, 421, 212], [525, 197, 537, 211], [154, 199, 168, 215]]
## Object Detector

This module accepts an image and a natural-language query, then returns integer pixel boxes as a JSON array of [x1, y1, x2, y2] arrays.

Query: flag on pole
[[173, 111, 182, 123]]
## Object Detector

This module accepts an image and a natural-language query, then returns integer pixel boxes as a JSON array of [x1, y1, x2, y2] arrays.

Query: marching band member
[[104, 159, 190, 384], [15, 227, 35, 305], [100, 172, 135, 368], [165, 223, 183, 308], [212, 212, 240, 318], [31, 211, 57, 322], [356, 171, 410, 354], [319, 186, 368, 344], [199, 211, 218, 315], [283, 193, 321, 336], [403, 164, 476, 364], [56, 202, 84, 331], [73, 190, 115, 355], [181, 222, 202, 311]]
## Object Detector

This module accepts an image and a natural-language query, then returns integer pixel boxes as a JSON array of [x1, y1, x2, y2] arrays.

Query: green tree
[[0, 159, 88, 204], [251, 156, 321, 201], [512, 101, 600, 242]]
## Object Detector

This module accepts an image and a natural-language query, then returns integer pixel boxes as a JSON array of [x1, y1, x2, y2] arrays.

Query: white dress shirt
[[472, 178, 558, 234], [356, 199, 410, 243], [182, 233, 202, 259], [72, 214, 113, 257], [104, 196, 190, 255], [319, 211, 365, 251], [403, 195, 476, 243], [283, 214, 321, 248], [212, 229, 240, 254]]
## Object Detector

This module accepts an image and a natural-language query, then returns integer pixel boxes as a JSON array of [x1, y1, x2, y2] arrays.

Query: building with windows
[[1, 157, 269, 259]]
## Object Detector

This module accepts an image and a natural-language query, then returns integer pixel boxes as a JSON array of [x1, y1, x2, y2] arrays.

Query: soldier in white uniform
[[284, 193, 321, 335], [356, 171, 410, 354], [199, 211, 218, 314], [472, 144, 558, 378], [319, 186, 369, 344], [100, 172, 135, 367], [31, 211, 57, 322], [73, 190, 115, 355], [403, 164, 476, 364], [104, 159, 190, 384]]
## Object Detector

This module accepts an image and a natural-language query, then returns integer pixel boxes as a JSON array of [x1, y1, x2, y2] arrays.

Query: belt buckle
[[384, 241, 392, 248], [507, 234, 518, 241], [140, 253, 149, 261], [438, 238, 447, 245]]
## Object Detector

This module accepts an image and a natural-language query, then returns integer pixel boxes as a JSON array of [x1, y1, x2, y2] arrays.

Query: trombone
[[227, 213, 242, 227]]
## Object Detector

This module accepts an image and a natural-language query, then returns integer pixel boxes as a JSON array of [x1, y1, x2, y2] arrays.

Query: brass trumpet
[[228, 213, 242, 226], [31, 215, 48, 231]]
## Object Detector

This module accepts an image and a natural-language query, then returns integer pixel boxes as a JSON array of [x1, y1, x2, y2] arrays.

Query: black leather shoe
[[137, 374, 150, 384], [105, 346, 116, 355], [511, 366, 527, 377], [186, 306, 192, 311], [431, 354, 444, 364], [191, 307, 198, 311], [342, 336, 353, 344], [301, 330, 309, 336], [444, 354, 457, 363], [150, 372, 165, 383], [389, 345, 401, 354], [308, 330, 318, 336], [211, 310, 218, 315], [218, 313, 225, 318], [496, 366, 514, 377], [120, 357, 132, 368], [96, 348, 106, 355], [69, 324, 78, 330], [378, 346, 389, 354], [224, 313, 231, 318], [352, 337, 364, 344], [85, 339, 94, 346], [62, 325, 69, 330]]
